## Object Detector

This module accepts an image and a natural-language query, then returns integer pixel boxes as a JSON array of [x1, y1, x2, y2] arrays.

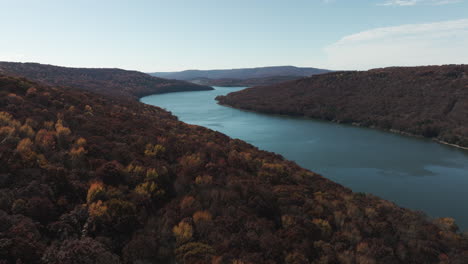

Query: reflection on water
[[141, 86, 468, 230]]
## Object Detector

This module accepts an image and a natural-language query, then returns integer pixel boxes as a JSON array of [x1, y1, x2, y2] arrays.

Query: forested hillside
[[1, 73, 468, 263], [0, 62, 213, 99], [217, 65, 468, 148]]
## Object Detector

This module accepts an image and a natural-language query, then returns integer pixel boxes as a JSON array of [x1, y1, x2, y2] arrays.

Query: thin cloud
[[322, 19, 468, 70], [380, 0, 462, 6]]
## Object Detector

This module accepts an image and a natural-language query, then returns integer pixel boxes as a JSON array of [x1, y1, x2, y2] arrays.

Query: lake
[[141, 86, 468, 230]]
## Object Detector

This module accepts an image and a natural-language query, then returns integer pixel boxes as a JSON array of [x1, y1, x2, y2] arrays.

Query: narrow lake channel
[[141, 86, 468, 231]]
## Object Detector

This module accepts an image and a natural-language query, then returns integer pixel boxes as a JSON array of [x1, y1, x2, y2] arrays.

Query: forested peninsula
[[217, 65, 468, 149]]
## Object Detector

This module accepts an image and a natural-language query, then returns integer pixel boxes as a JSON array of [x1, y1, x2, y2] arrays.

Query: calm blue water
[[141, 86, 468, 230]]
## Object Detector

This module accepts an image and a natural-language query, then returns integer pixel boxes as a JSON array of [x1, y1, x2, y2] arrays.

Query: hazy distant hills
[[151, 66, 330, 80], [189, 76, 313, 87], [0, 62, 213, 99], [217, 65, 468, 148], [150, 66, 331, 86]]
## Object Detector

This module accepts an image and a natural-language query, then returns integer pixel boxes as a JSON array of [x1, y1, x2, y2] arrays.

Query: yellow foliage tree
[[134, 165, 145, 175], [173, 221, 193, 244], [0, 112, 20, 129], [87, 182, 106, 204], [134, 182, 164, 198], [179, 153, 202, 172], [84, 105, 92, 111], [145, 168, 159, 181], [43, 121, 54, 130], [84, 105, 94, 116], [68, 105, 76, 112], [16, 138, 36, 161], [55, 119, 71, 138], [193, 210, 212, 224], [88, 200, 108, 218], [0, 126, 15, 144], [76, 137, 87, 147], [144, 143, 166, 157], [69, 146, 87, 167], [19, 124, 35, 138], [126, 164, 146, 182], [0, 112, 13, 126]]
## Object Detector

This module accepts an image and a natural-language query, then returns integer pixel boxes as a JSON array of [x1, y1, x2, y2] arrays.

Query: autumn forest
[[0, 62, 468, 264]]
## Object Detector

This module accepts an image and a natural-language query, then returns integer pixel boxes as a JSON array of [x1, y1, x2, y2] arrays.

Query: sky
[[0, 0, 467, 72]]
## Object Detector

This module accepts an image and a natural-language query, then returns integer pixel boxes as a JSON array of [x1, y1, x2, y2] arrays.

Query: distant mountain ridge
[[189, 75, 310, 87], [150, 66, 330, 82], [0, 62, 213, 99]]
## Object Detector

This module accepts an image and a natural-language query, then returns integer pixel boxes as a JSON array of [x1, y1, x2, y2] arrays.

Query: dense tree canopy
[[0, 62, 213, 99], [0, 73, 467, 263]]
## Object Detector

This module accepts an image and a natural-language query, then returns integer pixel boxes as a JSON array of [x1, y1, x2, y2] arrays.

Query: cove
[[141, 86, 468, 230]]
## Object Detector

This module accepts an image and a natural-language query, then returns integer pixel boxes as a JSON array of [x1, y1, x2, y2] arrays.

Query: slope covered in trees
[[1, 73, 468, 263], [217, 65, 468, 148], [0, 62, 213, 99]]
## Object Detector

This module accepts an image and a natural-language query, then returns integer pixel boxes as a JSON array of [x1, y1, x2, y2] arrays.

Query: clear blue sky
[[1, 0, 467, 71]]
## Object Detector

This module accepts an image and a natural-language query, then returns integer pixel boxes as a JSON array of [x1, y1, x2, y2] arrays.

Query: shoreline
[[216, 101, 468, 152], [436, 140, 468, 150]]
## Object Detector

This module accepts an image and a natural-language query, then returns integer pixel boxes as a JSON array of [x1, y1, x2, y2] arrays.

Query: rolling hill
[[216, 65, 468, 149], [1, 68, 468, 263], [0, 62, 213, 99]]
